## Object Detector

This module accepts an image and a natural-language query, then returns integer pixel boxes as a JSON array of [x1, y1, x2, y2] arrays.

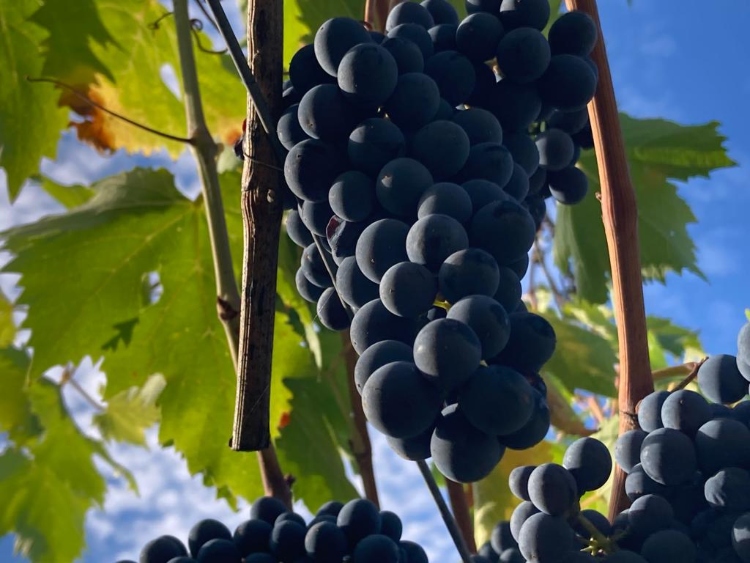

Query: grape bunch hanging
[[119, 496, 429, 563], [279, 0, 599, 484], [475, 321, 750, 563]]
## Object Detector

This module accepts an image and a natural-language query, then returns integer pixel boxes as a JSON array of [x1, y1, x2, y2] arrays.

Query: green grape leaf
[[0, 348, 40, 443], [92, 373, 166, 446], [0, 375, 131, 563], [0, 0, 69, 201], [473, 441, 565, 548], [29, 0, 116, 85], [646, 315, 703, 360], [540, 313, 618, 397], [2, 166, 354, 511], [0, 290, 15, 347], [29, 0, 244, 157], [554, 116, 736, 303], [275, 374, 359, 511]]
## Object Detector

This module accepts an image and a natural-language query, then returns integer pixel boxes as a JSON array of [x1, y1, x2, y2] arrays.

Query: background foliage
[[0, 0, 736, 560]]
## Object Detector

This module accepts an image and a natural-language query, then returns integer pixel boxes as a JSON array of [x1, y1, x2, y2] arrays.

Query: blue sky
[[1, 1, 749, 562]]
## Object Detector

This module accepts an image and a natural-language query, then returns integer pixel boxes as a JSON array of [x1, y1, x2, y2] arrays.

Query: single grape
[[637, 390, 670, 433], [429, 23, 458, 52], [628, 494, 674, 537], [350, 299, 418, 354], [413, 318, 482, 392], [704, 467, 750, 512], [424, 50, 476, 106], [233, 519, 272, 557], [384, 72, 441, 130], [698, 354, 748, 405], [562, 437, 612, 492], [304, 521, 347, 563], [316, 287, 351, 331], [518, 512, 575, 563], [538, 55, 598, 112], [439, 248, 500, 304], [495, 27, 551, 84], [284, 139, 344, 203], [355, 218, 411, 283], [431, 404, 505, 483], [189, 519, 232, 558], [338, 44, 399, 108], [548, 10, 598, 57], [456, 12, 505, 63], [406, 214, 470, 271], [386, 1, 435, 31], [140, 536, 189, 563], [362, 361, 443, 439], [418, 182, 473, 224], [354, 339, 413, 393], [380, 37, 425, 74], [639, 427, 697, 486], [379, 261, 437, 318], [660, 389, 712, 437], [329, 171, 376, 223], [409, 120, 471, 179], [452, 107, 504, 146], [457, 364, 534, 435], [314, 17, 373, 76], [447, 295, 511, 359], [491, 311, 556, 372], [277, 104, 309, 150], [376, 157, 434, 218], [509, 465, 536, 501], [196, 539, 241, 563], [499, 390, 550, 450], [614, 429, 648, 474], [288, 43, 334, 94], [527, 463, 578, 517], [337, 498, 382, 547], [498, 0, 550, 31]]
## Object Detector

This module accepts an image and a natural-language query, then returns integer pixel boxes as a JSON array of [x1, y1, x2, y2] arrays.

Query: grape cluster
[[117, 496, 428, 563], [477, 321, 750, 563], [282, 0, 600, 483]]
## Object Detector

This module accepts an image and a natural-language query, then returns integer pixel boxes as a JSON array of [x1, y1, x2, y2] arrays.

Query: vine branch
[[173, 0, 291, 506], [564, 0, 653, 521]]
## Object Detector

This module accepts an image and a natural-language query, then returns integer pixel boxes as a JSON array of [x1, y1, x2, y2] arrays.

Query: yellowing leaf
[[93, 373, 166, 445]]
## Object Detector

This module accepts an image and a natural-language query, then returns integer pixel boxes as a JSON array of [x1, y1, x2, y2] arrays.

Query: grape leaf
[[0, 0, 69, 201], [30, 0, 244, 157], [92, 373, 165, 446], [473, 441, 565, 548], [0, 348, 40, 443], [29, 0, 116, 86], [540, 313, 618, 397], [554, 116, 735, 303], [2, 167, 355, 514], [0, 375, 132, 563]]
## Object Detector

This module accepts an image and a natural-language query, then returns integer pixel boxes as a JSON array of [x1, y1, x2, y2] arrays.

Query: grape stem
[[575, 512, 616, 555], [416, 461, 474, 563], [650, 361, 697, 381], [446, 481, 477, 553], [672, 357, 708, 391], [563, 0, 654, 521]]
